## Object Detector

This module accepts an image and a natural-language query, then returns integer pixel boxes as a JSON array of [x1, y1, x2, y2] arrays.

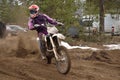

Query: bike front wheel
[[56, 46, 71, 74]]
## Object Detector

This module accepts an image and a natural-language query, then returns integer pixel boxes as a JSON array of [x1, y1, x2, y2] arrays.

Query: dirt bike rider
[[28, 4, 63, 60]]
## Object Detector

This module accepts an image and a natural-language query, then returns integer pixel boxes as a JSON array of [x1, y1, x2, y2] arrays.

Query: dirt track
[[0, 33, 120, 80]]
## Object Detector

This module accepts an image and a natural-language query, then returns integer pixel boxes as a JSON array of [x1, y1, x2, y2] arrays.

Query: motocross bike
[[39, 25, 71, 74]]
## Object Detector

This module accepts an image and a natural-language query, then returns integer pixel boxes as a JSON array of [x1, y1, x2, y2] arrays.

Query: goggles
[[30, 10, 37, 14]]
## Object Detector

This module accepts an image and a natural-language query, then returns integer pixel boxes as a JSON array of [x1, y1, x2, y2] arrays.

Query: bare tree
[[99, 0, 104, 34]]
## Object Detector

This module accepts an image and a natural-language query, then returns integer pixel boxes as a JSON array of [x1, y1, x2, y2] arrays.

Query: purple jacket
[[28, 14, 58, 35]]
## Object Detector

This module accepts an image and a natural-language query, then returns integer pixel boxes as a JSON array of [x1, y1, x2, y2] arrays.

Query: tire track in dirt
[[0, 34, 120, 80], [0, 57, 75, 80]]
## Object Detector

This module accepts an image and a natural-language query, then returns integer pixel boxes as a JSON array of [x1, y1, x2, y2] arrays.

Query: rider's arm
[[28, 18, 35, 30], [43, 14, 58, 25]]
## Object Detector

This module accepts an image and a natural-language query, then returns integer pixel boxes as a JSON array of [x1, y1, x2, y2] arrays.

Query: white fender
[[53, 33, 65, 40]]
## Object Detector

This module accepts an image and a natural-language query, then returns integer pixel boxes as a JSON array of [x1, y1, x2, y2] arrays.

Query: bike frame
[[39, 26, 71, 74]]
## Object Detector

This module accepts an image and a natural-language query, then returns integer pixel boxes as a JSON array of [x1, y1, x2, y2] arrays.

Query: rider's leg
[[38, 33, 46, 59]]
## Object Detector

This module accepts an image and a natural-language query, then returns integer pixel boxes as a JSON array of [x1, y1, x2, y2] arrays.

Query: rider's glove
[[57, 22, 64, 26]]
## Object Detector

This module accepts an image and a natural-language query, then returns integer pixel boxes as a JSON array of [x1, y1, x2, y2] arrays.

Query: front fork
[[49, 36, 60, 61]]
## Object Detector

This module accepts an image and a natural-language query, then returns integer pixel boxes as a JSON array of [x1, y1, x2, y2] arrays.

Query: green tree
[[20, 0, 78, 29], [0, 0, 28, 25], [0, 0, 80, 29], [85, 0, 120, 14], [0, 0, 12, 23], [84, 0, 120, 33]]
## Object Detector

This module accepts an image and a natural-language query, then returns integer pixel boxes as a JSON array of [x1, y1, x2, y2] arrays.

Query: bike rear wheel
[[56, 46, 71, 74]]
